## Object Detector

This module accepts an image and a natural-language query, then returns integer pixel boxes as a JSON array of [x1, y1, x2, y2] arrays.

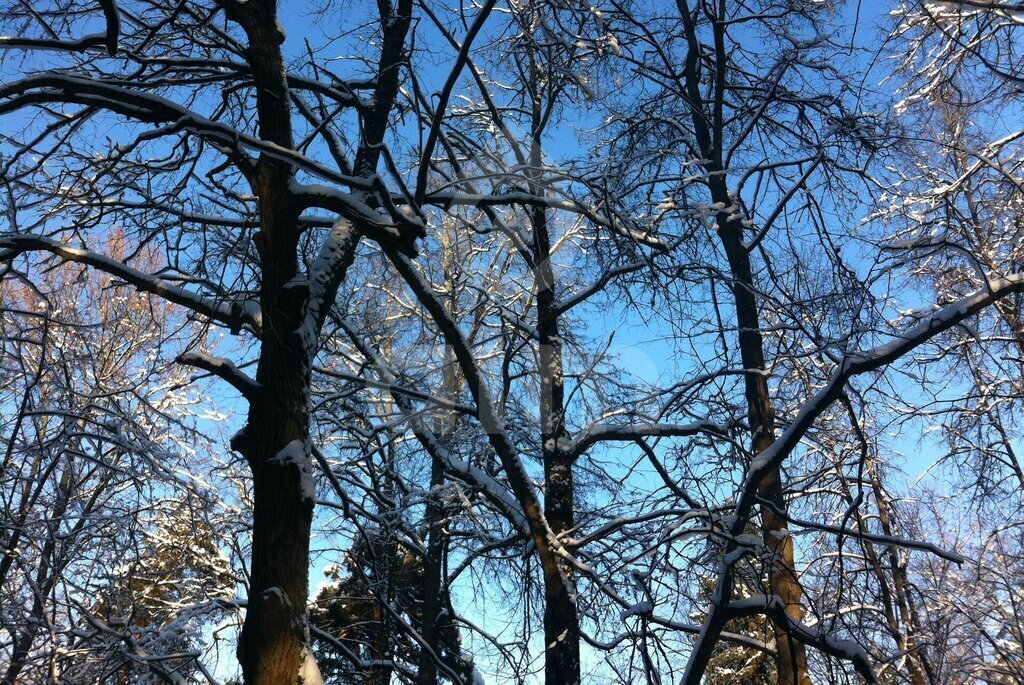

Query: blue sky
[[5, 1, 1019, 682]]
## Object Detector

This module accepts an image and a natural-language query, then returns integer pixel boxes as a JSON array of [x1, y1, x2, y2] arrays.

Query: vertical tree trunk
[[530, 124, 581, 683], [675, 3, 810, 676], [232, 181, 317, 684], [236, 420, 315, 685], [418, 248, 454, 685], [535, 208, 580, 685], [837, 463, 929, 685], [867, 459, 932, 685], [716, 212, 810, 685], [375, 434, 399, 685], [380, 30, 582, 680], [222, 5, 315, 680]]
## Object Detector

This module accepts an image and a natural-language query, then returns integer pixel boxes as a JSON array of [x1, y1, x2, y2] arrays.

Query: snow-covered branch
[[566, 420, 722, 461], [177, 351, 259, 400], [0, 232, 261, 336]]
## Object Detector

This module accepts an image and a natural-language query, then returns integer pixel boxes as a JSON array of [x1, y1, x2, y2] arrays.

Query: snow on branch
[[314, 366, 478, 416], [0, 74, 419, 241], [0, 33, 114, 53], [333, 315, 528, 533], [742, 273, 1024, 515], [300, 218, 358, 353], [684, 273, 1024, 685], [177, 351, 259, 400], [0, 232, 261, 336], [566, 420, 723, 461], [420, 191, 669, 252], [724, 595, 876, 683], [0, 0, 119, 54], [384, 249, 565, 555]]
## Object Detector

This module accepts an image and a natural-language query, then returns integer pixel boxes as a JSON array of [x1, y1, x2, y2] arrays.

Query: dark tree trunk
[[228, 100, 330, 685], [536, 226, 580, 685], [521, 41, 582, 677], [674, 3, 810, 677], [380, 55, 580, 679], [531, 143, 580, 684], [236, 423, 315, 685], [715, 208, 810, 685], [221, 4, 316, 680], [232, 178, 316, 684]]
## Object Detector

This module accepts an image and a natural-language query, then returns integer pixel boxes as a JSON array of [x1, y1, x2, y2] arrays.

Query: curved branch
[[684, 273, 1024, 685]]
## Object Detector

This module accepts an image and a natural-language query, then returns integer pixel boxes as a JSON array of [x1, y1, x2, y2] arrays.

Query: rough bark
[[221, 1, 414, 681], [530, 104, 580, 684], [419, 274, 456, 683], [232, 179, 314, 684], [221, 2, 316, 681], [536, 207, 580, 685]]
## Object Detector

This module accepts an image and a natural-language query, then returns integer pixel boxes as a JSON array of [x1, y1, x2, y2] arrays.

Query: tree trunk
[[674, 3, 811, 679], [532, 179, 580, 684], [517, 40, 584, 680], [716, 211, 810, 685], [537, 269, 580, 685], [216, 3, 323, 682], [420, 263, 465, 684], [867, 459, 932, 685], [233, 179, 317, 684], [236, 421, 315, 685], [837, 465, 929, 685]]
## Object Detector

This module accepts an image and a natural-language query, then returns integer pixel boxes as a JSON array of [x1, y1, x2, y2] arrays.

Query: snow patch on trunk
[[301, 217, 355, 354], [297, 647, 323, 685], [271, 439, 316, 503]]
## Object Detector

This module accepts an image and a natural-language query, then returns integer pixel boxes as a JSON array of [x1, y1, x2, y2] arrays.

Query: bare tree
[[4, 1, 1024, 684], [0, 246, 235, 683]]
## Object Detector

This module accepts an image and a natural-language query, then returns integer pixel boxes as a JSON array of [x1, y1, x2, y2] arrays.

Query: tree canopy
[[2, 1, 1024, 684]]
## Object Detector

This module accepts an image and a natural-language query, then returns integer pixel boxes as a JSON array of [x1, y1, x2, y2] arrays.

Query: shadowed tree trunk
[[836, 453, 931, 685], [418, 446, 449, 685], [535, 197, 580, 685], [715, 211, 810, 685], [529, 88, 581, 685], [220, 1, 413, 681], [231, 152, 316, 685], [675, 2, 809, 681], [217, 3, 317, 681]]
